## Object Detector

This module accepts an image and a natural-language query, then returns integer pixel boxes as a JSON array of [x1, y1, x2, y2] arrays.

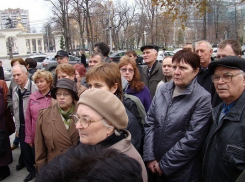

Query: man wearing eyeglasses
[[202, 56, 245, 182]]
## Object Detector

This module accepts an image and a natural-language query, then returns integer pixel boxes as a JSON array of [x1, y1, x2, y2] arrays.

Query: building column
[[30, 39, 33, 53], [36, 39, 38, 53], [41, 38, 44, 53]]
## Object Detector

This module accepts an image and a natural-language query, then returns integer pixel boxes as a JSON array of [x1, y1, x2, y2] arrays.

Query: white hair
[[195, 40, 212, 50], [12, 64, 27, 74]]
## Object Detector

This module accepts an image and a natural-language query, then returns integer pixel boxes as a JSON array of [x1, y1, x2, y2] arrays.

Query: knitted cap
[[77, 89, 128, 130]]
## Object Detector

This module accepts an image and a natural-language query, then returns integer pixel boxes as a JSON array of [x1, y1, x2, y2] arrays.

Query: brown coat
[[35, 104, 79, 170], [110, 130, 148, 182]]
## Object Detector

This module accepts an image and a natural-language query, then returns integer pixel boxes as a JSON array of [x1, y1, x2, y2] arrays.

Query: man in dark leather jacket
[[202, 56, 245, 182]]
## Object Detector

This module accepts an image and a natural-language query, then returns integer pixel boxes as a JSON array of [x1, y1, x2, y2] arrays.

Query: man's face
[[217, 45, 237, 59], [162, 57, 173, 77], [195, 42, 213, 68], [213, 66, 245, 105], [143, 48, 157, 65], [12, 67, 28, 88], [89, 55, 102, 68], [56, 56, 69, 64], [126, 53, 137, 62], [183, 44, 194, 52], [0, 62, 2, 67]]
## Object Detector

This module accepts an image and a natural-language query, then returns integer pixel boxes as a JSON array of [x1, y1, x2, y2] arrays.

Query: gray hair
[[12, 64, 27, 74], [195, 40, 212, 50], [101, 119, 121, 136], [89, 52, 104, 62]]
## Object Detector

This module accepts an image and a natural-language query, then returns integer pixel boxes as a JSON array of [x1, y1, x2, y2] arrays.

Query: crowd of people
[[0, 39, 245, 182]]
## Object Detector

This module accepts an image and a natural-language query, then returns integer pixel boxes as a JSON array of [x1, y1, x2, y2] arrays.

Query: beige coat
[[35, 104, 78, 170], [110, 130, 148, 182]]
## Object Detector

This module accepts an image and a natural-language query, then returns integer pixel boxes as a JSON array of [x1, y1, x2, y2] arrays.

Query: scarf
[[58, 104, 75, 130]]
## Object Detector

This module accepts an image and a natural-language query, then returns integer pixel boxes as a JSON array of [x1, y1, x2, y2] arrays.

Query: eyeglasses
[[120, 68, 134, 74], [212, 72, 244, 83], [56, 92, 71, 97], [72, 114, 102, 128]]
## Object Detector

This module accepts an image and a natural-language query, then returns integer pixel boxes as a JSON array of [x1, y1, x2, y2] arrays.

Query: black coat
[[0, 67, 4, 80], [80, 54, 86, 67], [123, 96, 142, 153], [197, 68, 222, 107], [202, 91, 245, 182], [0, 87, 13, 166]]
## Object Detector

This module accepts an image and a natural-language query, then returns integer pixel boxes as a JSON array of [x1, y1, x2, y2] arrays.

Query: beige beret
[[77, 89, 128, 130]]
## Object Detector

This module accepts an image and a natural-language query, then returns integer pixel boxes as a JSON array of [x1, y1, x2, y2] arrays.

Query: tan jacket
[[110, 130, 148, 182], [35, 104, 79, 170]]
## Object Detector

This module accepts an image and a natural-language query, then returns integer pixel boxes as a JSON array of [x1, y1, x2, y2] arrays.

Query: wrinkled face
[[213, 66, 245, 104], [143, 48, 158, 65], [57, 70, 75, 81], [217, 45, 237, 59], [87, 79, 117, 94], [12, 67, 28, 88], [162, 57, 173, 77], [35, 77, 51, 93], [126, 53, 137, 62], [173, 60, 199, 87], [120, 63, 134, 82], [195, 42, 212, 68], [76, 104, 113, 145], [89, 55, 102, 68], [56, 88, 73, 112], [56, 56, 69, 64]]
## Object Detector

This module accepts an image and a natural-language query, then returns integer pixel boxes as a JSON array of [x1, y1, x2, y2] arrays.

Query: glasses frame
[[55, 92, 71, 98], [72, 114, 102, 128], [212, 72, 244, 83]]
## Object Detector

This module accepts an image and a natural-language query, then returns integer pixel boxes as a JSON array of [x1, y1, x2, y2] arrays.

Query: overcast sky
[[0, 0, 52, 32]]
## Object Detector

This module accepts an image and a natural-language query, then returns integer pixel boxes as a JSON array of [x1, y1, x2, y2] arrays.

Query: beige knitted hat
[[77, 89, 128, 130]]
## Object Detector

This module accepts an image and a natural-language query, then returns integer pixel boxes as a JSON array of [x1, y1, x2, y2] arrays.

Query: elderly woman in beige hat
[[35, 78, 79, 171], [74, 88, 147, 182]]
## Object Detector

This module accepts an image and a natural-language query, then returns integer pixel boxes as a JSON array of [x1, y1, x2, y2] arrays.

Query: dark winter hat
[[140, 44, 159, 52], [55, 50, 69, 58], [209, 56, 245, 74], [51, 78, 79, 101], [77, 89, 128, 130]]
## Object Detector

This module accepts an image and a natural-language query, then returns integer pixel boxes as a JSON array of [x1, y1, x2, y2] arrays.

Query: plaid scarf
[[58, 104, 75, 130]]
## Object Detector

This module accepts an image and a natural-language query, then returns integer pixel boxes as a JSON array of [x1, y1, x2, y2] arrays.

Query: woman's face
[[76, 104, 113, 145], [172, 60, 199, 87], [87, 79, 118, 94], [56, 88, 73, 111], [57, 70, 75, 81], [120, 63, 134, 82], [75, 70, 82, 83], [35, 77, 51, 93]]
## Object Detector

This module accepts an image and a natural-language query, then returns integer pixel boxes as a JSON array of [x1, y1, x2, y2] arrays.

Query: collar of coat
[[161, 77, 198, 97], [212, 90, 245, 123]]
